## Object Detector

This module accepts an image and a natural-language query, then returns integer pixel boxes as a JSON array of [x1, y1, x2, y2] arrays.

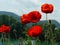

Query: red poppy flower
[[28, 11, 41, 23], [27, 26, 42, 37], [4, 26, 10, 33], [0, 27, 3, 33], [1, 24, 7, 31], [21, 14, 31, 24], [0, 24, 10, 33], [41, 3, 54, 14]]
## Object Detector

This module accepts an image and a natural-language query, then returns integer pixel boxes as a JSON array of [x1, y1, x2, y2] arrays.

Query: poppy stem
[[46, 14, 48, 21], [15, 33, 17, 40], [13, 29, 17, 40], [2, 33, 3, 44], [7, 32, 10, 44], [36, 37, 41, 45], [45, 32, 48, 45], [18, 37, 23, 45], [2, 33, 4, 44]]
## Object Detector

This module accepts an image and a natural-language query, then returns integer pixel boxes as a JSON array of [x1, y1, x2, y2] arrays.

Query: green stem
[[45, 31, 48, 45], [49, 22, 55, 45], [2, 32, 6, 44], [2, 33, 4, 44], [18, 37, 23, 45], [36, 37, 41, 45], [26, 35, 32, 45], [45, 37, 48, 45], [46, 14, 48, 21]]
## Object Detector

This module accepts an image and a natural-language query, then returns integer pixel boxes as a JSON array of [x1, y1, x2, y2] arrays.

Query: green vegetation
[[0, 15, 60, 45]]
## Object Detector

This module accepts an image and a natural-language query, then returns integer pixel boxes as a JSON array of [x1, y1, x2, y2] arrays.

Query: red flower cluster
[[0, 24, 10, 33], [41, 3, 54, 14], [27, 26, 42, 37], [21, 11, 41, 24]]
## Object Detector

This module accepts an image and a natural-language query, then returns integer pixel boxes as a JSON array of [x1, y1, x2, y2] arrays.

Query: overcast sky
[[0, 0, 60, 23]]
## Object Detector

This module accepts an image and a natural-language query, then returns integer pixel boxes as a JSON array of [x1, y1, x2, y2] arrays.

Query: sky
[[0, 0, 60, 23]]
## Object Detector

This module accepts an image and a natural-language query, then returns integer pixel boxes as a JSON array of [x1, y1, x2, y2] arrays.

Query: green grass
[[0, 39, 60, 45]]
